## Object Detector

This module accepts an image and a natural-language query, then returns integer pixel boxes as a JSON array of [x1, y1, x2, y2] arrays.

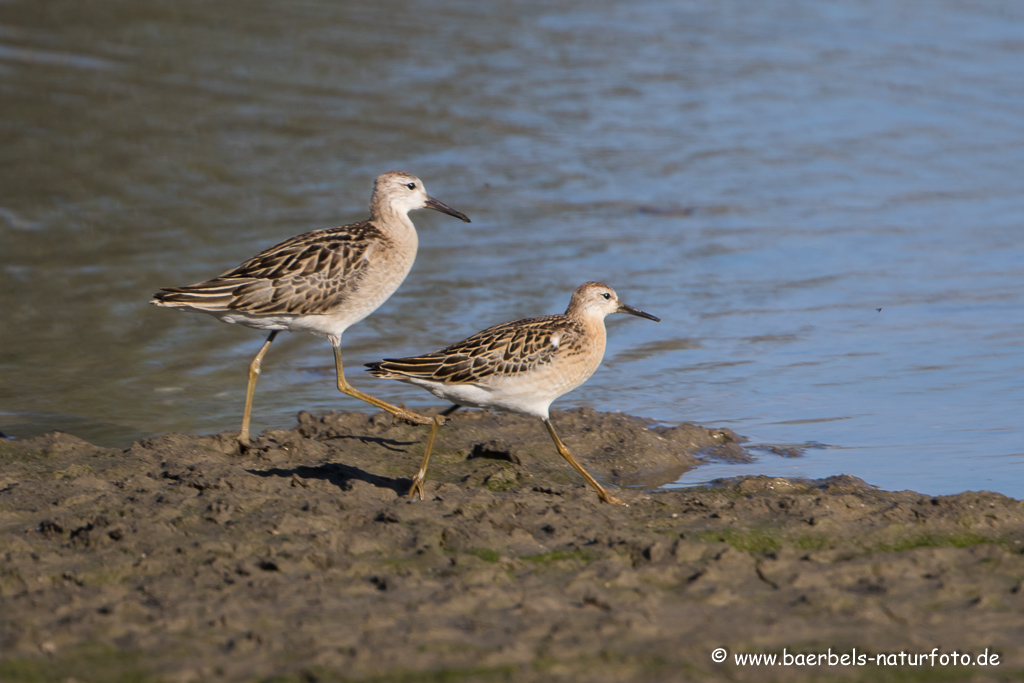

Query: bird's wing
[[152, 222, 385, 315], [370, 315, 582, 384]]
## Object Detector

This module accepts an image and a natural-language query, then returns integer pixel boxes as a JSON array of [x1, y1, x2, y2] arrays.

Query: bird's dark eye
[[602, 292, 611, 300], [406, 182, 416, 190]]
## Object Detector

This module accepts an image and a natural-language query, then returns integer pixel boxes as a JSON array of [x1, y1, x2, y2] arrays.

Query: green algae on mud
[[1, 409, 1023, 682], [0, 643, 152, 683]]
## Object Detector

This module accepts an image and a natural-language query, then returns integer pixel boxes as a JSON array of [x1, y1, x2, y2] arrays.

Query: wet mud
[[1, 409, 1022, 682]]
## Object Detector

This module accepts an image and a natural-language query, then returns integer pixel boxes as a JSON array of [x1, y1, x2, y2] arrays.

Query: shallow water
[[2, 0, 1023, 497]]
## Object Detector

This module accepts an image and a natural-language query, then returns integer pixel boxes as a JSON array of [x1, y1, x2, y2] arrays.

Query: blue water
[[2, 0, 1022, 496]]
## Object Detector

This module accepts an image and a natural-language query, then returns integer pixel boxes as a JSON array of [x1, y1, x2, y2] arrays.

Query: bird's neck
[[372, 204, 417, 239], [568, 312, 608, 363]]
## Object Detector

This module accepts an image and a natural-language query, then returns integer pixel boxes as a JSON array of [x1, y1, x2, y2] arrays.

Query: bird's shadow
[[247, 462, 409, 495], [320, 433, 418, 453]]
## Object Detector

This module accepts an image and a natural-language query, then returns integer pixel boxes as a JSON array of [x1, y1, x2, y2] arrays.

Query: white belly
[[401, 370, 587, 420]]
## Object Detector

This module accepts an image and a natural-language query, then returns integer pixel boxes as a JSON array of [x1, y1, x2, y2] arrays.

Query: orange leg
[[239, 331, 278, 447], [408, 414, 447, 500], [332, 344, 434, 426], [542, 418, 624, 505]]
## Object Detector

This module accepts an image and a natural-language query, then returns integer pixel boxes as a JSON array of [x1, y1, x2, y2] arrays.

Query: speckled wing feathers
[[372, 315, 583, 384], [153, 222, 385, 316]]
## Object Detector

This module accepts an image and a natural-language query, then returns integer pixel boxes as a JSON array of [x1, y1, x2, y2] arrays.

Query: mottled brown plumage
[[371, 314, 582, 383], [154, 222, 386, 317]]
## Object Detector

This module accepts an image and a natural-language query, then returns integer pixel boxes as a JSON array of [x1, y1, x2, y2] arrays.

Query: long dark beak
[[425, 196, 471, 223], [618, 303, 660, 322]]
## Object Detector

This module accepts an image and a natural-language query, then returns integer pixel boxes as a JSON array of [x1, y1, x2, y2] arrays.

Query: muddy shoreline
[[1, 409, 1022, 682]]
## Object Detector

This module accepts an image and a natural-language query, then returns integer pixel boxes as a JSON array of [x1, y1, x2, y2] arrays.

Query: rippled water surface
[[3, 0, 1023, 496]]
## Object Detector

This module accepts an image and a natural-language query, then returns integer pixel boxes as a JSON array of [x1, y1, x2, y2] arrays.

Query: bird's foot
[[407, 478, 426, 501], [599, 492, 627, 506], [390, 410, 450, 428]]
